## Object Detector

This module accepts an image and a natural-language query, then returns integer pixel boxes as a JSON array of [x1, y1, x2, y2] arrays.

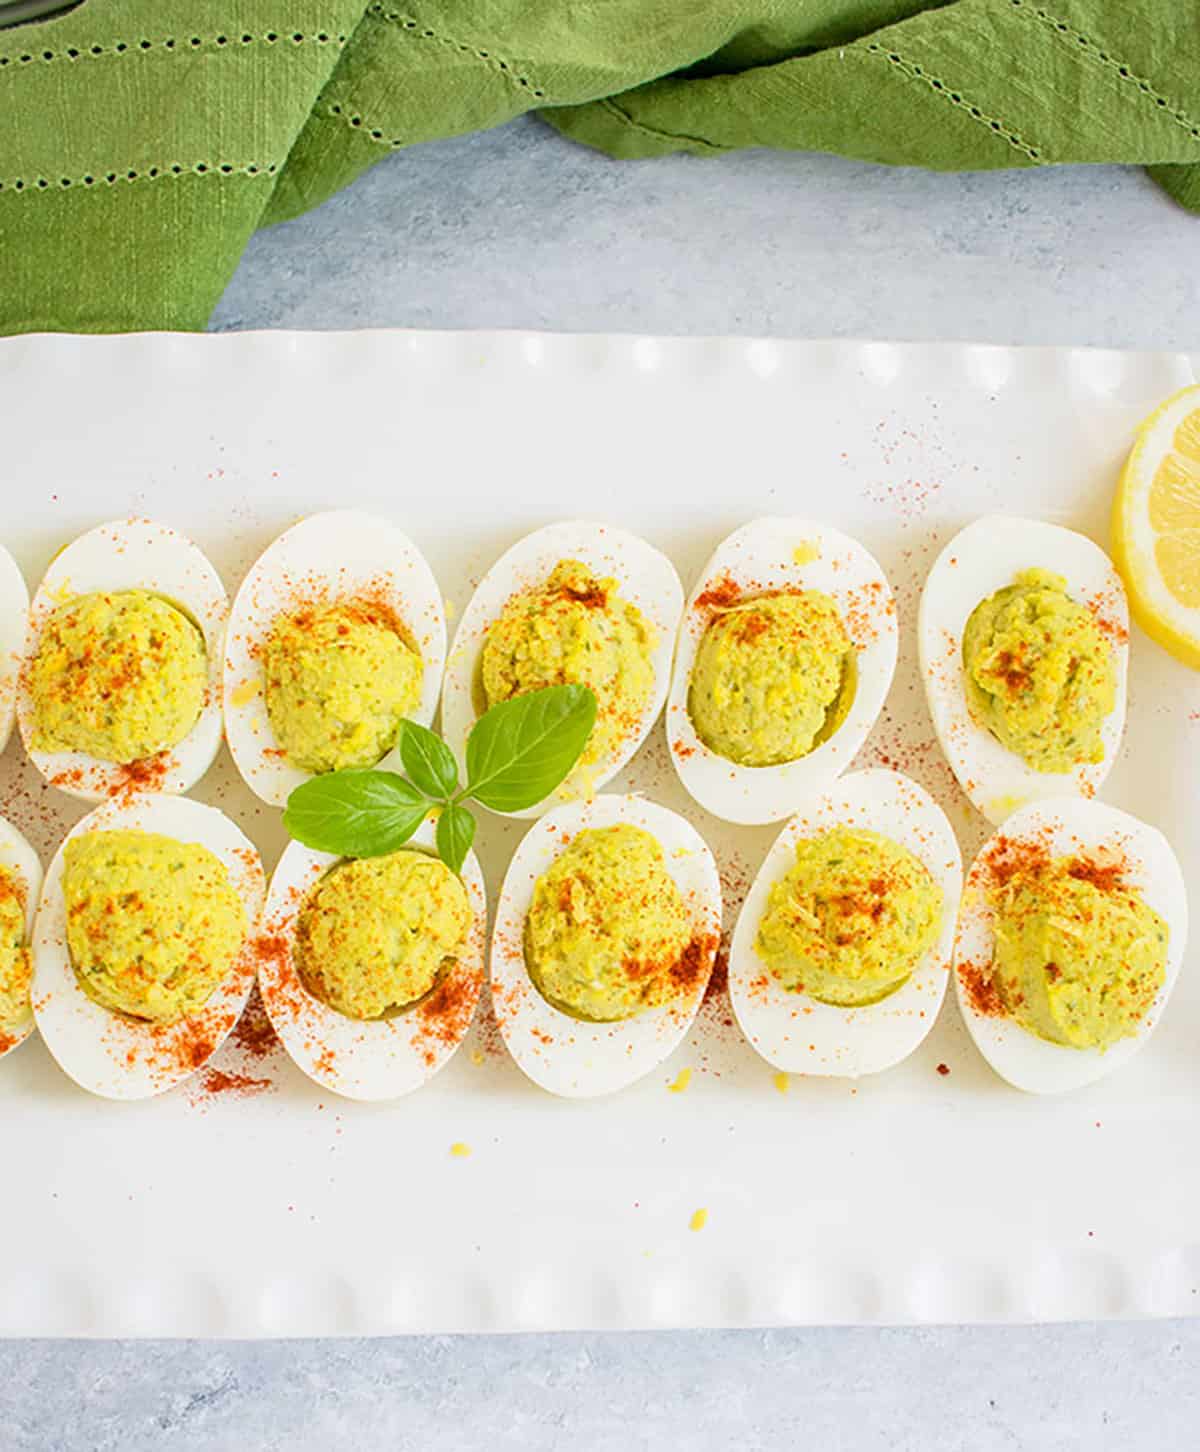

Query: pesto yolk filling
[[989, 853, 1168, 1050], [294, 850, 472, 1020], [263, 600, 423, 774], [688, 590, 854, 767], [481, 560, 655, 775], [524, 823, 693, 1023], [64, 829, 247, 1024], [0, 867, 31, 1037], [962, 568, 1116, 773], [755, 827, 942, 1006], [30, 589, 207, 763]]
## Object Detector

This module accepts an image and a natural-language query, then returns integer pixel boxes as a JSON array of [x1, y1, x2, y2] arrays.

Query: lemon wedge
[[1112, 383, 1200, 668]]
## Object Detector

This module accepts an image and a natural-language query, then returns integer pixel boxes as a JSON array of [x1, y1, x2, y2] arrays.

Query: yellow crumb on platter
[[773, 1072, 790, 1094], [449, 1142, 471, 1158], [986, 793, 1024, 822], [230, 677, 260, 707], [689, 1208, 708, 1232], [667, 1068, 691, 1093], [792, 541, 820, 565]]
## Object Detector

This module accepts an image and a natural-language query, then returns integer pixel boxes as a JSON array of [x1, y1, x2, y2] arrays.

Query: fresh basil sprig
[[282, 683, 597, 875], [281, 770, 430, 862], [435, 802, 477, 872], [465, 684, 600, 813], [398, 719, 460, 799]]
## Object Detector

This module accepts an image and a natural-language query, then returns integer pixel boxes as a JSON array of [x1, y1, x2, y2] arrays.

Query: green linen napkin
[[2, 1, 1197, 334]]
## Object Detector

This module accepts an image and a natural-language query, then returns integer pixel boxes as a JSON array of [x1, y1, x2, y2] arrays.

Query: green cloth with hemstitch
[[2, 0, 1198, 334]]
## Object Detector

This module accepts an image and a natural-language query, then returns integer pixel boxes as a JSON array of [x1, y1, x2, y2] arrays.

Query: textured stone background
[[7, 115, 1200, 1450]]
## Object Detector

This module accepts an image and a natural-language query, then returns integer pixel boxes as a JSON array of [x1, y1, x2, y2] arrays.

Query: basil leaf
[[466, 683, 597, 813], [283, 771, 431, 859], [435, 803, 477, 875], [398, 718, 459, 800]]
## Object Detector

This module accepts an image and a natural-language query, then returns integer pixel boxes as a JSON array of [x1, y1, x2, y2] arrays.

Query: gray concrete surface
[[212, 117, 1197, 350], [7, 115, 1200, 1449], [6, 1323, 1200, 1450]]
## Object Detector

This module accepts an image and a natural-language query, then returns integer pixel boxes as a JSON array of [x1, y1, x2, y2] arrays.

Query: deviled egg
[[442, 522, 683, 817], [729, 769, 961, 1077], [919, 516, 1129, 825], [0, 816, 43, 1061], [0, 543, 29, 754], [953, 798, 1187, 1094], [667, 519, 898, 825], [17, 519, 227, 800], [259, 817, 487, 1100], [491, 794, 721, 1096], [224, 511, 446, 806], [32, 794, 265, 1099]]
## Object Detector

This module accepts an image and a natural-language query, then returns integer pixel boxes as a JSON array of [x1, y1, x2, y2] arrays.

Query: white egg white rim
[[952, 797, 1188, 1095], [260, 818, 487, 1102], [490, 794, 722, 1098], [223, 510, 448, 806], [728, 769, 962, 1078], [0, 814, 43, 1060], [666, 518, 899, 826], [441, 521, 684, 819], [917, 515, 1129, 826], [0, 543, 29, 756], [17, 519, 228, 801], [31, 794, 266, 1100]]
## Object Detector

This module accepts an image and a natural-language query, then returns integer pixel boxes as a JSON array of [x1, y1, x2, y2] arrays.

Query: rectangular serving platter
[[1, 330, 1198, 1336]]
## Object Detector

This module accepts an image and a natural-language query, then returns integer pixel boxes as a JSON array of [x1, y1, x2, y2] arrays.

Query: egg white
[[259, 818, 487, 1101], [32, 794, 265, 1100], [0, 544, 29, 755], [441, 522, 683, 819], [667, 518, 899, 825], [729, 769, 961, 1078], [224, 511, 447, 806], [0, 815, 43, 1062], [17, 519, 228, 801], [491, 794, 722, 1097], [953, 797, 1187, 1095], [918, 515, 1129, 826]]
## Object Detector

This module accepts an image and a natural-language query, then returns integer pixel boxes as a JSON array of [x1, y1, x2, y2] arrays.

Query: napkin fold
[[2, 0, 1197, 333]]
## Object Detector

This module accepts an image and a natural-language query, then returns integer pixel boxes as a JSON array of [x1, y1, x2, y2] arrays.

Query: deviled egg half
[[729, 769, 961, 1077], [442, 522, 683, 818], [32, 794, 265, 1099], [919, 516, 1129, 825], [953, 798, 1187, 1094], [18, 519, 228, 800], [667, 519, 898, 825], [224, 511, 446, 806], [259, 817, 487, 1100], [491, 794, 721, 1097], [0, 816, 43, 1061], [0, 543, 29, 754]]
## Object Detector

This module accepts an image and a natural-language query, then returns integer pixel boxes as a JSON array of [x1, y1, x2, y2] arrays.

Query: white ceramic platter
[[0, 330, 1196, 1336]]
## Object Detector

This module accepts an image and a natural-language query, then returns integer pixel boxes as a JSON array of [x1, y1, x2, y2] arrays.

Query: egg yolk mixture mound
[[294, 850, 472, 1020], [263, 600, 423, 774], [755, 827, 942, 1006], [481, 560, 655, 773], [689, 590, 854, 767], [524, 823, 695, 1022], [988, 849, 1167, 1050], [0, 867, 31, 1039], [962, 568, 1116, 773], [30, 589, 207, 764], [64, 830, 247, 1023]]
